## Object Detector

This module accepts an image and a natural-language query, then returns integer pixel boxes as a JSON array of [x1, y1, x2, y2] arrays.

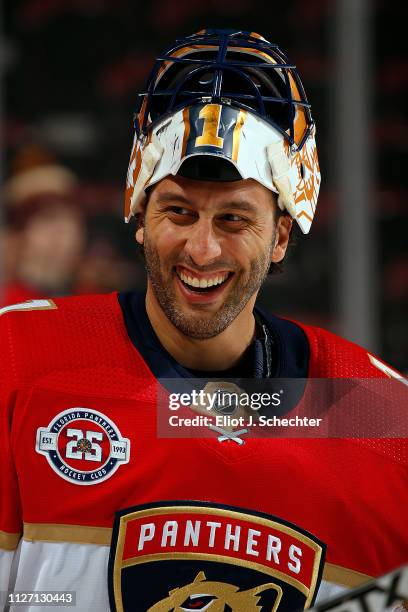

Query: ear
[[193, 571, 207, 583], [135, 227, 144, 244], [246, 583, 282, 605], [271, 214, 292, 263]]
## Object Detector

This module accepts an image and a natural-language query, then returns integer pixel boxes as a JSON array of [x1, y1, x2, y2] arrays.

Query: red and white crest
[[109, 501, 325, 611]]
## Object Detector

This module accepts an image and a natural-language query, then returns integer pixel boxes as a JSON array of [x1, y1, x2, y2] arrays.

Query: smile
[[175, 266, 232, 293]]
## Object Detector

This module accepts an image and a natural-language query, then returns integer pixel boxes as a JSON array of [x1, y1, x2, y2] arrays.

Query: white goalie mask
[[125, 30, 320, 234]]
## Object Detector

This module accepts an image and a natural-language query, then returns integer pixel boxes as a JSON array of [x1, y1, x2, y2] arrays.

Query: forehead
[[148, 175, 276, 214]]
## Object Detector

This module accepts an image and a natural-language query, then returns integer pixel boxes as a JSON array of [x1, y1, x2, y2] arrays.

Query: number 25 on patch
[[195, 104, 223, 148]]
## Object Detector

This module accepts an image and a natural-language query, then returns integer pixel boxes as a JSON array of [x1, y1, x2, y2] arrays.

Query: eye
[[166, 206, 197, 224], [217, 213, 249, 230], [221, 213, 245, 222], [180, 595, 216, 611], [170, 206, 192, 215]]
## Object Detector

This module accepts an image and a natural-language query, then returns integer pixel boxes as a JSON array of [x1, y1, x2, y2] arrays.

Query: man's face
[[138, 175, 289, 339]]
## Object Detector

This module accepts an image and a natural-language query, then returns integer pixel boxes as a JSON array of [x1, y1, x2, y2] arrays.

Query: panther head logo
[[148, 571, 282, 611]]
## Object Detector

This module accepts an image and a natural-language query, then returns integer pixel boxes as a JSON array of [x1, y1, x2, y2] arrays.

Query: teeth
[[178, 270, 228, 288]]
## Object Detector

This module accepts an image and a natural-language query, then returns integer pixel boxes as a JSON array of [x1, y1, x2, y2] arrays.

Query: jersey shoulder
[[292, 320, 408, 466], [0, 292, 121, 345], [0, 293, 144, 390], [0, 292, 118, 317], [292, 320, 403, 379]]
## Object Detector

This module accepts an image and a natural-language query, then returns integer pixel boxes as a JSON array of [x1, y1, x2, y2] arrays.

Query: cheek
[[147, 222, 186, 260], [226, 231, 272, 266]]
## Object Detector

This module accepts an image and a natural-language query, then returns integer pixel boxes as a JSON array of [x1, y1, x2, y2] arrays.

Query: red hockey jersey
[[0, 293, 407, 611]]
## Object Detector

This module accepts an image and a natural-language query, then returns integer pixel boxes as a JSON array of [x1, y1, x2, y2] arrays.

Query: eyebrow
[[155, 192, 190, 205], [218, 200, 258, 214], [155, 192, 258, 214]]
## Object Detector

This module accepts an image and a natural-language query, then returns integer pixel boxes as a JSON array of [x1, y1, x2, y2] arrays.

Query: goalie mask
[[125, 29, 320, 234]]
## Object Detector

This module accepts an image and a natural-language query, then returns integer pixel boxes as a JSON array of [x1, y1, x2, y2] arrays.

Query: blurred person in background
[[74, 212, 144, 295], [1, 150, 86, 305]]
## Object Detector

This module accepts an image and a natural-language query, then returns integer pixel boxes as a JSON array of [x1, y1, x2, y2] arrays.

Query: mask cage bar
[[168, 64, 268, 123], [134, 31, 314, 150]]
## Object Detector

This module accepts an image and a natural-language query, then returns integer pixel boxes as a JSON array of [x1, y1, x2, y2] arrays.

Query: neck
[[145, 286, 256, 371]]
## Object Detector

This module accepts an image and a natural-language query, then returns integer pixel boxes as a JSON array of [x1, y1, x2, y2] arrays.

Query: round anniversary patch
[[36, 407, 130, 485]]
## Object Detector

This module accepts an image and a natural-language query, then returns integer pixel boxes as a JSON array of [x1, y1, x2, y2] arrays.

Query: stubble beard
[[143, 229, 274, 340]]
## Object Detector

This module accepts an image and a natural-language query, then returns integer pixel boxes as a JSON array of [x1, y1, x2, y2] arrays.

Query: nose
[[183, 217, 222, 266]]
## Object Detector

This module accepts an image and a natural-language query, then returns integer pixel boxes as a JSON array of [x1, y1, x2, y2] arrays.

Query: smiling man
[[140, 175, 291, 370], [1, 30, 407, 612]]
